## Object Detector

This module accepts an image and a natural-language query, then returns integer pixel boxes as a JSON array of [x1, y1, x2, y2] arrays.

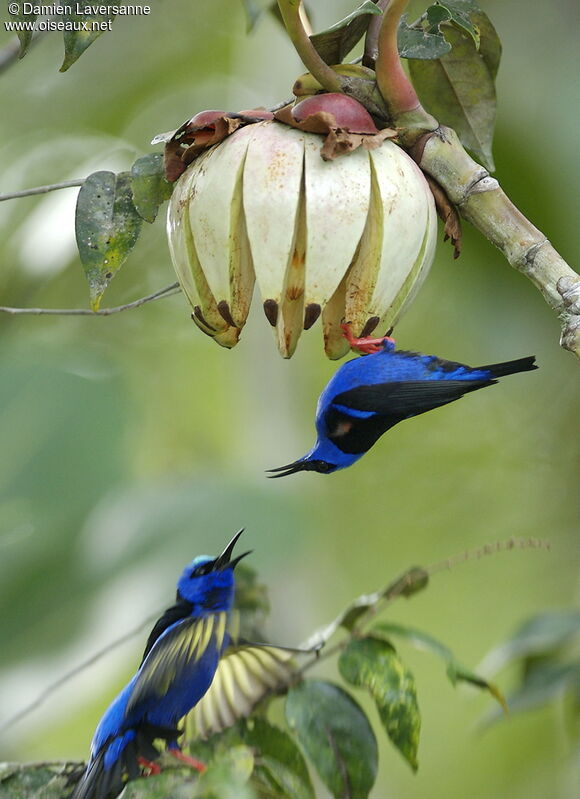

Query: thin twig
[[269, 96, 295, 113], [427, 536, 551, 577], [0, 179, 86, 202], [0, 283, 181, 317], [297, 537, 551, 678], [0, 611, 160, 736], [0, 31, 47, 75]]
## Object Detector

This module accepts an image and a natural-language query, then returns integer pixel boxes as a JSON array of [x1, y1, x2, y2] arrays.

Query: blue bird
[[71, 530, 250, 799], [268, 325, 537, 477]]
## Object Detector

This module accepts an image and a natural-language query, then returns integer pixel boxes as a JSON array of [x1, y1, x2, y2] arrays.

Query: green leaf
[[6, 2, 37, 58], [75, 171, 143, 310], [481, 661, 580, 728], [310, 1, 383, 65], [195, 745, 255, 798], [59, 9, 115, 72], [398, 14, 452, 60], [473, 6, 501, 80], [480, 610, 580, 674], [374, 622, 507, 712], [339, 636, 420, 771], [375, 622, 453, 660], [503, 662, 580, 715], [242, 718, 314, 799], [408, 22, 497, 170], [184, 722, 245, 765], [121, 770, 202, 799], [285, 680, 377, 799], [130, 154, 173, 224], [233, 562, 271, 640]]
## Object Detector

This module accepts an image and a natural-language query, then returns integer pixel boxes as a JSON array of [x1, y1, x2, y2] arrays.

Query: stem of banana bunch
[[374, 0, 580, 358], [276, 0, 342, 92], [278, 0, 580, 358]]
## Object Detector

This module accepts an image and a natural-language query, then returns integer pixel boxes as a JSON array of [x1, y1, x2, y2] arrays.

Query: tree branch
[[0, 283, 181, 317], [410, 128, 580, 358], [358, 0, 580, 358]]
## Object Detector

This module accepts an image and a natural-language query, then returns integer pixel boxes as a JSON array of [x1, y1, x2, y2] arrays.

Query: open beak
[[267, 459, 335, 477], [214, 528, 252, 570]]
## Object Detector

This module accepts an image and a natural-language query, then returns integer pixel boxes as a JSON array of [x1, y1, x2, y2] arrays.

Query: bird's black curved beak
[[267, 459, 336, 478], [214, 528, 252, 570]]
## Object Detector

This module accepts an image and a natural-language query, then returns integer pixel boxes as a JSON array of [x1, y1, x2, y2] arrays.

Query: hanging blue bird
[[268, 325, 537, 477], [71, 530, 251, 799]]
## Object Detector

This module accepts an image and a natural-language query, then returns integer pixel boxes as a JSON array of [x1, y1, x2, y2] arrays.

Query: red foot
[[341, 323, 395, 354], [138, 757, 161, 776], [169, 749, 206, 774]]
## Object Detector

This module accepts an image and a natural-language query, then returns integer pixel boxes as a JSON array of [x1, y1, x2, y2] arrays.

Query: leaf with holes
[[131, 154, 174, 224], [339, 636, 421, 771], [60, 9, 115, 71], [427, 2, 479, 47], [310, 1, 383, 65], [408, 15, 499, 170], [76, 171, 143, 310], [398, 14, 451, 60], [285, 680, 377, 799]]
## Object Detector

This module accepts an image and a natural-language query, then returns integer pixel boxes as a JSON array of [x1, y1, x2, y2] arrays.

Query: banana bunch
[[167, 95, 436, 358]]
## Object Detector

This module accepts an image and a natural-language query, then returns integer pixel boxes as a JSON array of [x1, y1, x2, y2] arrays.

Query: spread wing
[[127, 612, 228, 713], [185, 643, 298, 739], [140, 599, 194, 665], [326, 379, 492, 454]]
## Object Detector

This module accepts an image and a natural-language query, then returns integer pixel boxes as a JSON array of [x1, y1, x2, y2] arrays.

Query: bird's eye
[[190, 561, 215, 578]]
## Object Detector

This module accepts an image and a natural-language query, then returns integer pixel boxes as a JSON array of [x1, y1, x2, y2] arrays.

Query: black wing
[[140, 598, 194, 665], [326, 378, 492, 454], [127, 612, 228, 713]]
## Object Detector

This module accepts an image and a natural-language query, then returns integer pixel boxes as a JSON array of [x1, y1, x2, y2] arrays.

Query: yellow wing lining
[[185, 643, 298, 739], [127, 612, 228, 712]]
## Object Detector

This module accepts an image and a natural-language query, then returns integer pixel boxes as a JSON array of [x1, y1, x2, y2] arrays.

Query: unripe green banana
[[293, 64, 376, 97]]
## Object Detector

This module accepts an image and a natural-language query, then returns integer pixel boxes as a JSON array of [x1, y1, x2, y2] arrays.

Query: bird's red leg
[[341, 323, 395, 354], [138, 757, 162, 776], [169, 749, 206, 773]]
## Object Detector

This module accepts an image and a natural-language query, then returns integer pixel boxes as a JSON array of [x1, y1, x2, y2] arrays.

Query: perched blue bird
[[72, 530, 250, 799], [268, 326, 537, 477]]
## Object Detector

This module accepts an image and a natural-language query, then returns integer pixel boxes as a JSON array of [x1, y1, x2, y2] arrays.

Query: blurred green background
[[0, 1, 578, 797]]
